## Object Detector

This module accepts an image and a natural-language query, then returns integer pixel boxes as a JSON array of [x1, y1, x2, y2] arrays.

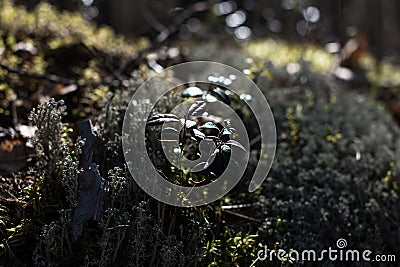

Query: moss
[[0, 1, 149, 121], [247, 39, 335, 72], [0, 1, 148, 56], [0, 2, 399, 267], [205, 226, 260, 266], [254, 68, 400, 265], [192, 43, 399, 265]]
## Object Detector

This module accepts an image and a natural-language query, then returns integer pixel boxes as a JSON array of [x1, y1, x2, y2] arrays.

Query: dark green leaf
[[220, 128, 232, 142], [188, 101, 206, 117], [148, 113, 180, 121], [223, 119, 231, 127], [199, 122, 220, 136], [147, 114, 181, 126], [199, 121, 219, 130], [192, 162, 209, 172], [182, 119, 197, 128], [226, 140, 246, 151], [220, 144, 232, 154], [191, 129, 206, 140], [211, 87, 231, 105]]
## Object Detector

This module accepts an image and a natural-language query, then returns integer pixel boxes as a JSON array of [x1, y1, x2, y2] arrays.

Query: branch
[[221, 209, 262, 223], [0, 62, 124, 88], [0, 62, 75, 85], [0, 1, 210, 86], [143, 7, 166, 33], [117, 1, 209, 74]]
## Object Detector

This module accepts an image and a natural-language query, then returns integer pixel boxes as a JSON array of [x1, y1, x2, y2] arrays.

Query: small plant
[[29, 98, 79, 208], [205, 226, 260, 267], [146, 84, 247, 186]]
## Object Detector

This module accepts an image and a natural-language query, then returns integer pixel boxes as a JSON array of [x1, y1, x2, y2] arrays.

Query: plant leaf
[[211, 87, 231, 105], [148, 114, 180, 121], [220, 128, 232, 142], [191, 129, 206, 140], [225, 140, 246, 151], [199, 121, 219, 130], [147, 114, 181, 126], [188, 101, 206, 117], [147, 117, 180, 126], [192, 161, 209, 172], [223, 119, 231, 127], [181, 119, 197, 128], [220, 144, 232, 154], [199, 121, 220, 136]]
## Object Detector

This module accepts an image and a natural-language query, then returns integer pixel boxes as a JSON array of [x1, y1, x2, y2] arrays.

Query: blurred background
[[13, 0, 400, 63]]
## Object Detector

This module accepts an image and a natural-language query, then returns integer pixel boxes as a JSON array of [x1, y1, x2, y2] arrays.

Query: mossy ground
[[0, 2, 399, 267]]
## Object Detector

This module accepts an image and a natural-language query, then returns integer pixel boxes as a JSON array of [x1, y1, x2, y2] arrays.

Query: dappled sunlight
[[0, 1, 399, 266], [247, 39, 335, 72]]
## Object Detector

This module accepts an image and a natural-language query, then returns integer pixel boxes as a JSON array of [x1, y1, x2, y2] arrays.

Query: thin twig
[[167, 208, 176, 236], [0, 61, 126, 87], [117, 1, 209, 74], [0, 62, 75, 84], [222, 209, 262, 223], [2, 189, 26, 205], [221, 203, 257, 210], [249, 135, 261, 147], [143, 7, 166, 33], [0, 1, 210, 90]]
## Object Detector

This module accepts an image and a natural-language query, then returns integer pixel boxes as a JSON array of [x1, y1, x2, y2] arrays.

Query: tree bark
[[72, 120, 105, 241]]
